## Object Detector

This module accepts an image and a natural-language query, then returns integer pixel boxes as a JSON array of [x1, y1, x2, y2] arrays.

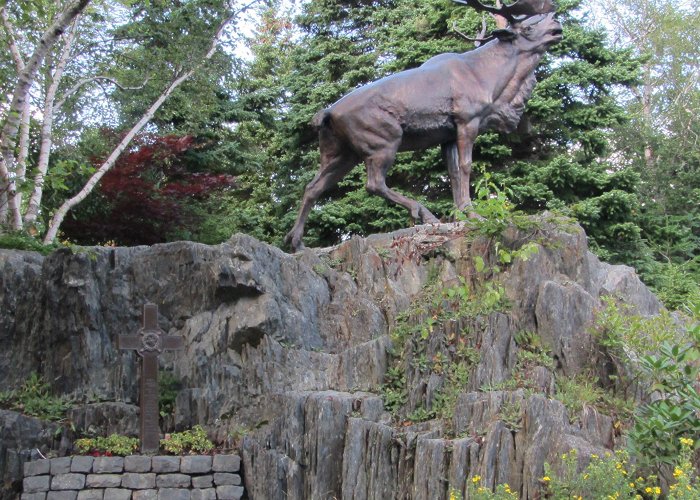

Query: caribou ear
[[492, 28, 517, 41]]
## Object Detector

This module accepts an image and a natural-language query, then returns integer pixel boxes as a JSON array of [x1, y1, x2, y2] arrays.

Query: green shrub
[[627, 302, 700, 469], [646, 261, 700, 311], [592, 296, 680, 361], [0, 231, 62, 255], [74, 434, 139, 456], [591, 296, 700, 470], [160, 425, 214, 455], [543, 441, 700, 499], [159, 370, 181, 417], [543, 448, 636, 499]]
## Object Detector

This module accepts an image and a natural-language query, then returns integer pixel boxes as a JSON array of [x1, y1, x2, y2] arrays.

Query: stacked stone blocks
[[22, 455, 243, 500]]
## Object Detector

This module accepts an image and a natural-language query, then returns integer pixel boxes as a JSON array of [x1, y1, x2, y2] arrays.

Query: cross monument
[[119, 303, 184, 453]]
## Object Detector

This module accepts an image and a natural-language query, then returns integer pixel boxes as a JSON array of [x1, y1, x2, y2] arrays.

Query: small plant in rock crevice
[[382, 272, 496, 423], [0, 372, 72, 421], [498, 400, 523, 432], [553, 373, 633, 424], [381, 365, 407, 415], [483, 332, 556, 394]]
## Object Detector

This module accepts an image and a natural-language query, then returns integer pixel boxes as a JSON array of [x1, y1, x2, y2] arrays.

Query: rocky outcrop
[[0, 217, 663, 499], [0, 410, 71, 497]]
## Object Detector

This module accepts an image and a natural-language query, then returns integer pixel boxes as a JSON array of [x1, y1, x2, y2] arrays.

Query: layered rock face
[[0, 218, 661, 499]]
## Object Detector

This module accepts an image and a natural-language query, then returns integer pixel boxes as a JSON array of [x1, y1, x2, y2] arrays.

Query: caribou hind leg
[[285, 146, 358, 252], [365, 148, 439, 224]]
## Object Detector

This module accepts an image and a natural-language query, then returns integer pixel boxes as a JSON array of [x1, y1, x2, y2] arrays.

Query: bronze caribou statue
[[285, 0, 562, 252]]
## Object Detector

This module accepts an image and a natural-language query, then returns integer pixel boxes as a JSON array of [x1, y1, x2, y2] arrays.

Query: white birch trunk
[[0, 0, 90, 231], [0, 190, 7, 227], [24, 19, 79, 227], [1, 6, 29, 230], [12, 104, 31, 226], [1, 5, 27, 230]]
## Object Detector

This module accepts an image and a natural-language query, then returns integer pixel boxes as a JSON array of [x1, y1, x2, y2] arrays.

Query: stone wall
[[22, 455, 243, 500]]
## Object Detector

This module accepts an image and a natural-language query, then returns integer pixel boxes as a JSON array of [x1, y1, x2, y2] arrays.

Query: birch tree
[[0, 0, 90, 231], [0, 0, 258, 242]]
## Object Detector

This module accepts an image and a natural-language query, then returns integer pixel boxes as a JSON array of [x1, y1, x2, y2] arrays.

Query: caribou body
[[285, 6, 562, 252]]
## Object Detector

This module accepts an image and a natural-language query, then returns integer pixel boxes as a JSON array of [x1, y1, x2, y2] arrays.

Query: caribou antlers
[[453, 0, 556, 24]]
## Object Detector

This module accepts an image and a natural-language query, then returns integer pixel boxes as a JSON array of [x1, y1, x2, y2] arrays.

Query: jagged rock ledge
[[0, 217, 662, 499]]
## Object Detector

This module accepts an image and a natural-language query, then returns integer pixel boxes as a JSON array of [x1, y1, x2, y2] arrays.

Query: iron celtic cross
[[118, 303, 184, 453]]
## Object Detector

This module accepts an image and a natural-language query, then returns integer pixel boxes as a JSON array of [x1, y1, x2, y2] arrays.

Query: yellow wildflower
[[680, 437, 694, 447], [629, 483, 635, 488], [450, 491, 457, 500], [542, 476, 551, 483], [674, 467, 683, 478], [583, 474, 589, 480], [477, 487, 486, 493], [645, 487, 653, 494], [590, 454, 598, 459], [504, 484, 512, 494], [654, 487, 661, 495], [472, 475, 481, 484]]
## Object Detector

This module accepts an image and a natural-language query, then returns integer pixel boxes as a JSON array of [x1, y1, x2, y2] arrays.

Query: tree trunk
[[641, 76, 655, 171], [0, 0, 90, 231], [1, 6, 29, 231], [24, 18, 80, 228]]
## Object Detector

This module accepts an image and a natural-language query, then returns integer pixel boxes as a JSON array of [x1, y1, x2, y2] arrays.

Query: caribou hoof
[[284, 232, 305, 253], [416, 206, 439, 224]]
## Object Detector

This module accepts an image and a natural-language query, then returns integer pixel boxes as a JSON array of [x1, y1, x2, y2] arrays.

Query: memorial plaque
[[119, 303, 184, 453]]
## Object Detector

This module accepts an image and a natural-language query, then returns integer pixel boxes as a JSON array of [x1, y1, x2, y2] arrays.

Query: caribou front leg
[[365, 147, 439, 224], [450, 119, 479, 212]]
